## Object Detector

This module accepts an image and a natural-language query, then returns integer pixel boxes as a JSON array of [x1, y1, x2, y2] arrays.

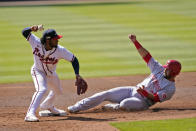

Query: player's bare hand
[[31, 24, 44, 32], [31, 25, 38, 32], [128, 34, 137, 43]]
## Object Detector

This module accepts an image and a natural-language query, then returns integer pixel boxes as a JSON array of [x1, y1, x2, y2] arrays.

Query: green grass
[[0, 0, 196, 83], [111, 117, 196, 131]]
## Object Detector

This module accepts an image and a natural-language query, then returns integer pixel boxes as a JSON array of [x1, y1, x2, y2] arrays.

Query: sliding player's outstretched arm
[[128, 34, 160, 102], [129, 34, 152, 64]]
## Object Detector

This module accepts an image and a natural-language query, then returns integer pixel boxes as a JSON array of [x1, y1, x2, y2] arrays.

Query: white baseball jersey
[[27, 34, 74, 76], [137, 58, 175, 103]]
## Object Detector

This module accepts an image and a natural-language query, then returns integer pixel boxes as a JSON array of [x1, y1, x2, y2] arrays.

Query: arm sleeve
[[22, 27, 41, 48], [58, 46, 79, 75], [72, 57, 79, 75], [59, 46, 74, 62], [22, 27, 32, 40], [143, 53, 152, 63], [132, 40, 152, 63]]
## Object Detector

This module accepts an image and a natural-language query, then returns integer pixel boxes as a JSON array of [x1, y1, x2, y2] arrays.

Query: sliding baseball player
[[67, 34, 181, 113]]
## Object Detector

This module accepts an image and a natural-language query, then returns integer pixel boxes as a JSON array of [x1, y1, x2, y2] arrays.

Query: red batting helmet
[[163, 60, 181, 76]]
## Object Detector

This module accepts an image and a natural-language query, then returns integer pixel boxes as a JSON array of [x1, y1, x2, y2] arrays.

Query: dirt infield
[[0, 72, 196, 131]]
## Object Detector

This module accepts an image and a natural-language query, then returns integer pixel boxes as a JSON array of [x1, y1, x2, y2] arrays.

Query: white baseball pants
[[26, 68, 63, 116], [73, 86, 149, 111]]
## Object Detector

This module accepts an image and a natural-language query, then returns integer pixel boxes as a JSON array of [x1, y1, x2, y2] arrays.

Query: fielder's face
[[49, 37, 58, 48]]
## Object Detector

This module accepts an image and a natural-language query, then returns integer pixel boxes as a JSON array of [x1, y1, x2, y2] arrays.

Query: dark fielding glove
[[75, 75, 88, 95]]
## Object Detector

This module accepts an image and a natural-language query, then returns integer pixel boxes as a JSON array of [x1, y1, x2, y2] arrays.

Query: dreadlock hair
[[40, 37, 45, 45], [40, 36, 51, 45]]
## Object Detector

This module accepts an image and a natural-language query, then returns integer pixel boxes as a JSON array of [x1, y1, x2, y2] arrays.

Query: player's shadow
[[151, 108, 196, 112], [66, 116, 116, 121], [42, 116, 116, 122]]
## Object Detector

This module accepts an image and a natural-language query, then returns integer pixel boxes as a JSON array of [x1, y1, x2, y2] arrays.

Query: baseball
[[38, 24, 44, 31]]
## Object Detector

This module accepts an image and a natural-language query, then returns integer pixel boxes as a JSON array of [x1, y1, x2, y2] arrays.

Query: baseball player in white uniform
[[67, 34, 181, 113], [22, 25, 87, 122]]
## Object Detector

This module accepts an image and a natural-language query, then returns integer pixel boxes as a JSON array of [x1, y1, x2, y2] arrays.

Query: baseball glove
[[75, 75, 88, 95]]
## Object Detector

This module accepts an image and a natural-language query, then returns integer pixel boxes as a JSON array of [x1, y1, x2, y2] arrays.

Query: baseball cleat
[[102, 103, 120, 110], [25, 115, 39, 122], [67, 105, 79, 113], [39, 107, 67, 117]]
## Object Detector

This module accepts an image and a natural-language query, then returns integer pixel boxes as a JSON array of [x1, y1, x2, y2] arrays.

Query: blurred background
[[0, 0, 196, 83]]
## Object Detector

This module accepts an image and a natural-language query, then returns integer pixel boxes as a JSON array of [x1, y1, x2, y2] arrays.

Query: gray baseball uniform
[[69, 57, 175, 111]]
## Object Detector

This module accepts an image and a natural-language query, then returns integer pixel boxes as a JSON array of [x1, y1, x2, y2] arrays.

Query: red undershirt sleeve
[[143, 53, 152, 63], [133, 40, 152, 64]]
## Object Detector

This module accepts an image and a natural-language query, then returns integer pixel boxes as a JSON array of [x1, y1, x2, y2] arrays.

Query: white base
[[39, 110, 67, 117]]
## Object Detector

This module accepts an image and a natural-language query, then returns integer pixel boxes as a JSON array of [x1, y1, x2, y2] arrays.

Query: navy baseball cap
[[43, 29, 62, 40]]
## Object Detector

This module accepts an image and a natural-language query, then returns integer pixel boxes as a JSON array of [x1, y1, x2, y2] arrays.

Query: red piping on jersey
[[41, 60, 58, 65], [49, 48, 57, 56], [40, 46, 48, 75], [41, 46, 58, 75], [143, 53, 152, 63], [44, 48, 57, 74], [27, 33, 31, 41], [42, 46, 57, 58], [27, 69, 40, 114], [41, 63, 47, 75], [153, 93, 160, 102], [71, 55, 75, 62], [46, 64, 53, 74]]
